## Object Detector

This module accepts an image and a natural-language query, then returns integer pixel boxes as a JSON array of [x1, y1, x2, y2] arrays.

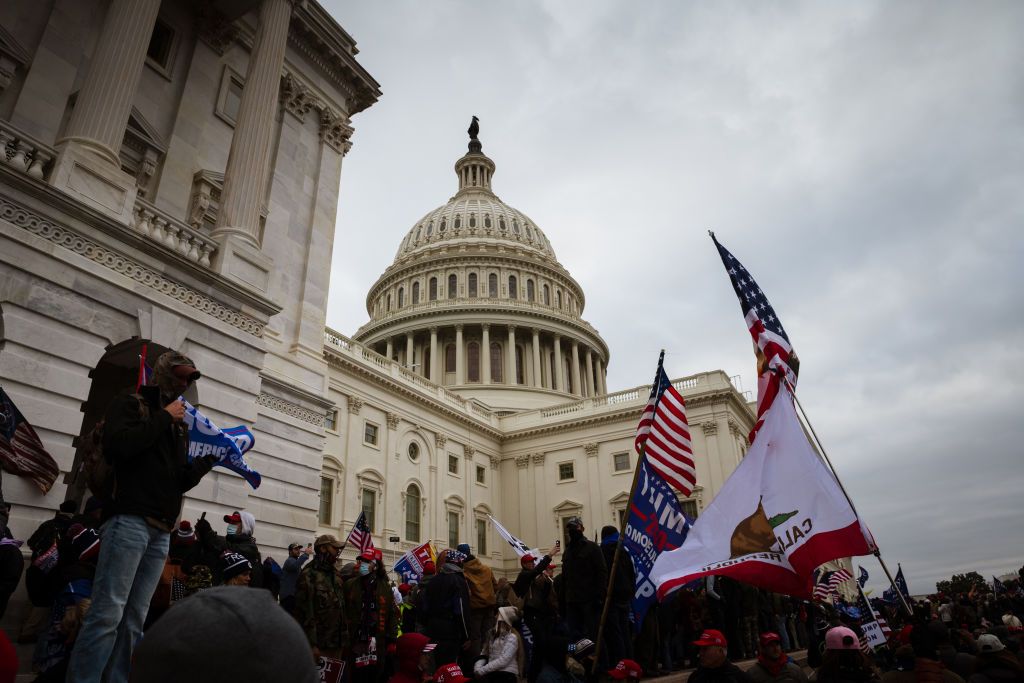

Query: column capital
[[481, 323, 490, 331], [701, 421, 718, 436], [584, 442, 599, 457], [490, 455, 501, 470], [319, 106, 354, 154], [429, 326, 439, 334], [515, 454, 530, 469], [435, 433, 448, 448], [386, 413, 400, 430], [531, 452, 546, 465], [280, 72, 317, 121], [347, 396, 363, 414], [532, 327, 541, 336], [463, 444, 475, 459], [508, 324, 517, 334], [455, 324, 464, 332]]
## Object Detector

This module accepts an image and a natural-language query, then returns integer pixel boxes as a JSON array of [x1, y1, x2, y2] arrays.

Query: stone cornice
[[256, 392, 325, 427]]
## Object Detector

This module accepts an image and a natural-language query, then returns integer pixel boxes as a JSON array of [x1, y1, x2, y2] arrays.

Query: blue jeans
[[67, 514, 170, 683]]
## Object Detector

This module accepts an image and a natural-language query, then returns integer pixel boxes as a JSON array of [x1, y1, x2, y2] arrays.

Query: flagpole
[[592, 349, 665, 674], [783, 377, 913, 617]]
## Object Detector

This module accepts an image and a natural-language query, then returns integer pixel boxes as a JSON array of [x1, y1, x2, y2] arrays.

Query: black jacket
[[513, 554, 552, 599], [562, 535, 607, 605], [422, 567, 470, 641], [104, 387, 212, 530], [600, 539, 636, 606]]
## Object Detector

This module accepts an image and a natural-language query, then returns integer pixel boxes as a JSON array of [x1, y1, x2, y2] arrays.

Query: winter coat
[[224, 533, 263, 588], [513, 555, 551, 599], [294, 557, 347, 650], [280, 551, 310, 599], [463, 556, 498, 609], [748, 660, 809, 683], [561, 535, 606, 606], [474, 630, 521, 677], [600, 535, 635, 607], [345, 573, 399, 646], [423, 566, 471, 641], [389, 632, 432, 683]]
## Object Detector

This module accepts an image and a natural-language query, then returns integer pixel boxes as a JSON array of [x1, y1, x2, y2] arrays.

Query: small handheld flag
[[347, 511, 374, 554]]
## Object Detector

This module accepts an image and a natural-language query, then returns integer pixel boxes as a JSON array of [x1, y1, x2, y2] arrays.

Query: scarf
[[357, 573, 380, 644], [757, 652, 789, 677]]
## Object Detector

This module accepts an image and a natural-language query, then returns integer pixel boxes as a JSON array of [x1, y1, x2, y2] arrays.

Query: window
[[543, 284, 551, 305], [476, 518, 487, 555], [488, 273, 498, 298], [448, 274, 457, 299], [476, 465, 486, 484], [559, 462, 575, 481], [448, 454, 459, 475], [408, 443, 420, 462], [439, 217, 447, 233], [556, 290, 562, 309], [445, 344, 456, 373], [216, 67, 244, 126], [617, 508, 626, 527], [429, 277, 437, 301], [681, 500, 699, 520], [397, 287, 404, 308], [613, 452, 630, 472], [412, 282, 420, 304], [467, 342, 480, 382], [146, 19, 176, 74], [468, 273, 477, 297], [527, 280, 535, 301], [484, 215, 492, 228], [499, 217, 506, 231], [469, 214, 476, 228], [490, 343, 503, 383], [362, 489, 376, 531], [324, 409, 338, 432], [515, 346, 524, 385], [364, 421, 378, 446], [509, 275, 518, 299], [426, 221, 433, 236], [386, 294, 391, 312], [448, 511, 460, 550], [406, 484, 421, 541], [319, 477, 333, 525], [455, 215, 461, 229], [512, 219, 520, 234]]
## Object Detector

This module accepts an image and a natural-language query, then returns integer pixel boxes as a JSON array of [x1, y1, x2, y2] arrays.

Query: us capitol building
[[0, 0, 759, 606]]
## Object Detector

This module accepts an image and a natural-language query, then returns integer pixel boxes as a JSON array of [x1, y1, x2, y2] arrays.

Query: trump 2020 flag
[[181, 400, 261, 489], [394, 541, 436, 582], [651, 382, 875, 599], [623, 459, 692, 629]]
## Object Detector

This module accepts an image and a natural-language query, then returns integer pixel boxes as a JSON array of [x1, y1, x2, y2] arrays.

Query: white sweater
[[474, 631, 520, 677]]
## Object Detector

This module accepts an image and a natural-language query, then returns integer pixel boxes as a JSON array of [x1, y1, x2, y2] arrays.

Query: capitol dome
[[353, 122, 609, 411]]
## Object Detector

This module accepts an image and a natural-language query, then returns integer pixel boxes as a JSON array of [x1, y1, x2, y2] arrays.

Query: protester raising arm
[[513, 545, 560, 598]]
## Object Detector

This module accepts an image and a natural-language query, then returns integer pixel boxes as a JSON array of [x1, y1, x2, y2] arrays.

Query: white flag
[[488, 515, 542, 558]]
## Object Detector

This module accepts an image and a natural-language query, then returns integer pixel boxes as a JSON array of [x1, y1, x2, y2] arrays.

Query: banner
[[393, 541, 435, 582], [181, 400, 261, 489], [861, 619, 887, 648], [622, 459, 692, 629], [488, 514, 541, 558], [317, 656, 345, 683]]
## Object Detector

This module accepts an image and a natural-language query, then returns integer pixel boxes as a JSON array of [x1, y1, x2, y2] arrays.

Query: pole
[[592, 350, 665, 673], [784, 378, 913, 617]]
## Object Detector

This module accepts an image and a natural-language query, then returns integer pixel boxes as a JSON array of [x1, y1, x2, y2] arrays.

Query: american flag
[[634, 355, 696, 496], [0, 388, 59, 493], [711, 234, 799, 443], [813, 568, 853, 600], [346, 510, 374, 554]]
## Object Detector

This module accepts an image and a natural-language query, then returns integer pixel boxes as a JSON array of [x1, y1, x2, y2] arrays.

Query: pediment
[[125, 107, 166, 153], [0, 25, 31, 67]]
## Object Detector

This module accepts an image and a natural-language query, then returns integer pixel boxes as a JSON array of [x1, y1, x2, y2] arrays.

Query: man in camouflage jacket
[[295, 534, 347, 661]]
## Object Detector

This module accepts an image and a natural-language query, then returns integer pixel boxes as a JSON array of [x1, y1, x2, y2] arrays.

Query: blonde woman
[[475, 606, 525, 683]]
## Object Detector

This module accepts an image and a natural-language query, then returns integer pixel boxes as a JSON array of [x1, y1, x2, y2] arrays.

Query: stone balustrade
[[131, 198, 217, 268], [0, 120, 55, 180]]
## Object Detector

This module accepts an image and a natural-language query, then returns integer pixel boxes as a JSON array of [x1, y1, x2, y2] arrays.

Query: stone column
[[429, 327, 439, 381], [212, 0, 295, 288], [507, 326, 517, 384], [531, 328, 542, 388], [571, 341, 582, 396], [49, 0, 162, 222], [405, 333, 414, 369], [596, 359, 606, 394], [584, 349, 595, 396], [455, 325, 465, 385], [481, 324, 491, 384], [553, 334, 564, 392], [385, 338, 393, 361]]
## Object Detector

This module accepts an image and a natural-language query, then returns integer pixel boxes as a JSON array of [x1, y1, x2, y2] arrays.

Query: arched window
[[543, 284, 551, 305], [426, 221, 433, 236], [515, 346, 524, 384], [386, 294, 391, 311], [490, 342, 503, 383], [512, 219, 520, 234], [556, 290, 562, 309], [527, 279, 535, 301], [439, 217, 447, 233], [488, 273, 498, 298], [448, 274, 457, 299], [454, 215, 461, 229], [467, 342, 480, 382], [499, 216, 506, 231], [397, 287, 404, 308], [445, 344, 456, 373], [429, 277, 437, 301], [468, 273, 478, 298], [484, 215, 492, 228], [415, 226, 422, 240], [508, 276, 518, 300], [412, 282, 420, 304], [405, 484, 421, 542], [469, 214, 476, 228]]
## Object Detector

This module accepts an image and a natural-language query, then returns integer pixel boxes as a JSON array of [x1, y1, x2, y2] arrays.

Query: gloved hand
[[195, 515, 213, 538]]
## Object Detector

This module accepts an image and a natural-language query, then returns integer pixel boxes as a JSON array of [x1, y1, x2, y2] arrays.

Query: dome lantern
[[456, 116, 495, 195]]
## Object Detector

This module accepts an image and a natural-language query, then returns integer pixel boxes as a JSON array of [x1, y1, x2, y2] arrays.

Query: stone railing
[[0, 120, 55, 181], [131, 198, 217, 268]]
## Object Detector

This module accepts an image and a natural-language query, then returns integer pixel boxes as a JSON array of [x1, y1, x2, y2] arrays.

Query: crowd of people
[[0, 349, 1022, 683]]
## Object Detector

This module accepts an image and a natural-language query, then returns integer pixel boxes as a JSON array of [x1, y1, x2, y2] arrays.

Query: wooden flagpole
[[784, 378, 913, 617]]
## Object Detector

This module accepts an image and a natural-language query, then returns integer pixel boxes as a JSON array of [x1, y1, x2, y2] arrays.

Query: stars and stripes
[[346, 510, 374, 554], [813, 568, 853, 600], [711, 233, 799, 443], [0, 388, 59, 494], [634, 356, 696, 496]]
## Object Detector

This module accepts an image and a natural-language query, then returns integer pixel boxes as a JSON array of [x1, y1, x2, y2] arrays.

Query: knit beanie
[[220, 551, 251, 581], [173, 521, 196, 546]]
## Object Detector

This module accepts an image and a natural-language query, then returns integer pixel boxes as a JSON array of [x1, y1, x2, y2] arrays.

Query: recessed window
[[467, 342, 480, 382], [146, 19, 176, 73], [319, 477, 333, 525], [324, 409, 338, 432], [406, 484, 421, 541], [488, 273, 498, 298], [448, 510, 460, 549], [429, 277, 438, 301], [509, 275, 518, 300], [362, 489, 376, 531], [448, 274, 457, 299], [490, 343, 503, 383], [613, 452, 630, 472], [476, 518, 487, 555], [448, 454, 459, 475], [543, 284, 551, 305], [476, 465, 486, 484], [364, 421, 379, 446], [469, 214, 476, 228], [412, 282, 420, 304], [527, 280, 535, 302], [468, 273, 478, 298], [439, 217, 447, 233], [398, 287, 404, 307], [408, 442, 420, 462], [484, 215, 492, 228], [681, 499, 699, 520], [445, 344, 456, 373], [558, 462, 575, 481], [216, 68, 245, 126]]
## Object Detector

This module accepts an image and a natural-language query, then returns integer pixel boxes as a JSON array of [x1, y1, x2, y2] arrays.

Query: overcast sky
[[322, 1, 1024, 594]]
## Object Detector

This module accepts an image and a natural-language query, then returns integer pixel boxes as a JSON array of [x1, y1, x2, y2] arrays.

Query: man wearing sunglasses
[[68, 350, 217, 683]]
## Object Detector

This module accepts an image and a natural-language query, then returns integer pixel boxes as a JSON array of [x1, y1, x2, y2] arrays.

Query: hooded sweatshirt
[[388, 632, 431, 683]]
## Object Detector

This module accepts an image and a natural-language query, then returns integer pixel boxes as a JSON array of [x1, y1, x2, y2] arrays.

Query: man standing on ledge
[[68, 351, 216, 683]]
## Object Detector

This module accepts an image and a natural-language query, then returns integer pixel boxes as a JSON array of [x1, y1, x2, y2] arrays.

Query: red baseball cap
[[694, 629, 727, 647], [759, 632, 782, 646], [358, 549, 376, 561], [434, 663, 471, 683], [608, 659, 643, 680], [373, 548, 383, 562], [223, 512, 242, 525], [521, 553, 537, 566]]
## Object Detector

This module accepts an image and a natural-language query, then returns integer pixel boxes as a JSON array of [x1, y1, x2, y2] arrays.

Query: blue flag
[[622, 459, 692, 629], [882, 564, 910, 603], [994, 577, 1005, 596], [182, 400, 261, 489], [858, 565, 869, 588]]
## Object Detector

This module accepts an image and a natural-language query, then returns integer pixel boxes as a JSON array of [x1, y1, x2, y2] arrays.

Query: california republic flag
[[651, 382, 876, 599]]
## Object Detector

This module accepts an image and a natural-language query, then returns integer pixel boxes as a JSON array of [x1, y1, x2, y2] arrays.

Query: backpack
[[81, 394, 149, 501]]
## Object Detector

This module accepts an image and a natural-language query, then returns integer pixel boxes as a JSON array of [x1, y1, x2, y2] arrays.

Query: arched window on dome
[[512, 219, 520, 234], [439, 217, 447, 233], [467, 342, 480, 382], [527, 279, 535, 302], [445, 344, 456, 373], [499, 217, 506, 231], [412, 282, 420, 304], [423, 347, 431, 380], [405, 483, 421, 542], [525, 224, 533, 240], [386, 294, 392, 312], [515, 345, 524, 385], [509, 275, 518, 300], [556, 290, 562, 309], [415, 226, 422, 241], [429, 277, 438, 301], [488, 273, 498, 298], [397, 287, 404, 308], [426, 221, 433, 236], [448, 274, 457, 299], [543, 284, 551, 306], [468, 273, 478, 298], [469, 214, 476, 228], [484, 215, 492, 229], [490, 343, 503, 383], [454, 215, 461, 230]]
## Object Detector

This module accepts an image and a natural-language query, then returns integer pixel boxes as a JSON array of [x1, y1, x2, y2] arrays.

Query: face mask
[[226, 525, 237, 536], [568, 528, 583, 541], [359, 562, 371, 576]]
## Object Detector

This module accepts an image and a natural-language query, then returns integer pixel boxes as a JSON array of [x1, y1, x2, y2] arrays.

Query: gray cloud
[[324, 0, 1024, 592]]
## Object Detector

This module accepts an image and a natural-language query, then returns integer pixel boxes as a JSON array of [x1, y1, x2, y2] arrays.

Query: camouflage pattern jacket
[[295, 557, 347, 650]]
